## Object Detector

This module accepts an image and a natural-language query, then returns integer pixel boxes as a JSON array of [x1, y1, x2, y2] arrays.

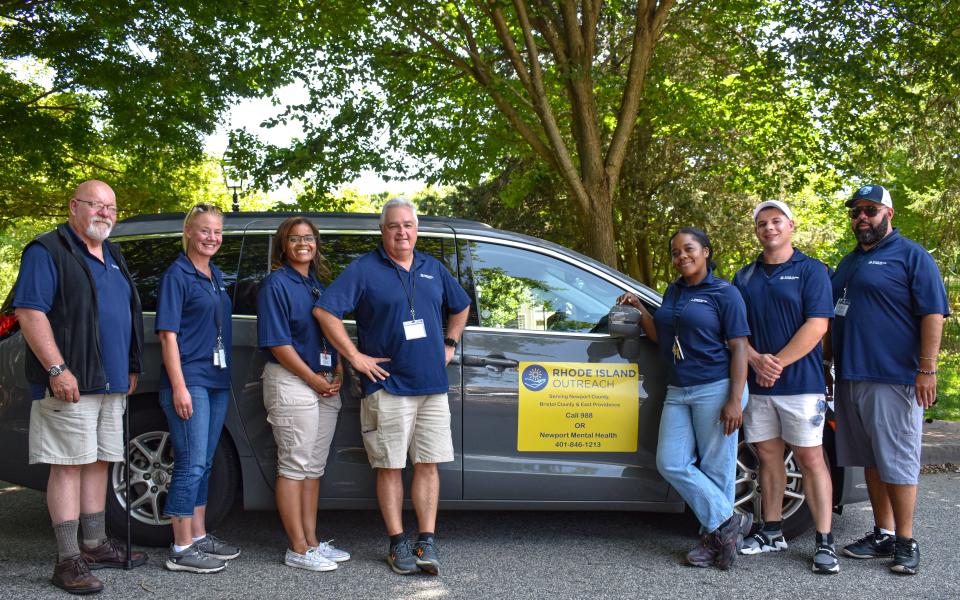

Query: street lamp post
[[221, 142, 246, 213]]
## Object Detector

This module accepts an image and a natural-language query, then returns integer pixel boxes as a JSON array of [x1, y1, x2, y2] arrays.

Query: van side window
[[115, 237, 182, 311], [318, 234, 456, 283], [232, 234, 270, 316], [465, 241, 620, 333], [118, 236, 244, 312]]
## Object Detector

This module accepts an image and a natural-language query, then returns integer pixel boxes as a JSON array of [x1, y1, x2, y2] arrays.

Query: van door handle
[[457, 354, 519, 371]]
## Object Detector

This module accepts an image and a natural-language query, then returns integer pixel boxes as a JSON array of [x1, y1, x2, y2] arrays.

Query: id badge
[[403, 319, 427, 340], [834, 298, 850, 317], [218, 346, 227, 369], [319, 351, 333, 368]]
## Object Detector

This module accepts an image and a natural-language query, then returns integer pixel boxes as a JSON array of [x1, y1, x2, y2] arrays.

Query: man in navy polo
[[13, 180, 146, 594], [827, 184, 948, 575], [314, 198, 470, 576], [733, 200, 837, 573]]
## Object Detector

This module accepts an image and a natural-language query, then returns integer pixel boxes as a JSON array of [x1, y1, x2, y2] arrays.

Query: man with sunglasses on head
[[12, 180, 147, 594], [733, 200, 838, 574], [826, 184, 948, 575]]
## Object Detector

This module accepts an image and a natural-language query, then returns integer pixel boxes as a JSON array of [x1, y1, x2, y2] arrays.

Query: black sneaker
[[414, 539, 441, 576], [841, 527, 895, 559], [889, 538, 920, 575], [387, 537, 418, 575], [812, 542, 840, 574]]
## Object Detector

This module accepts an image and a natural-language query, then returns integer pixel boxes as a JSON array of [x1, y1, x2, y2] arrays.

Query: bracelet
[[919, 356, 938, 362], [917, 368, 937, 375]]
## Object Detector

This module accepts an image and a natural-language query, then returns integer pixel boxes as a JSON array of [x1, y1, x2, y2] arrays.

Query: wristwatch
[[443, 337, 459, 349], [47, 363, 67, 377]]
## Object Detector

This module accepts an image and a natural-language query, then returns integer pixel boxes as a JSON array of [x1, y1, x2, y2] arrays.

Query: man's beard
[[854, 215, 888, 246], [86, 218, 113, 241]]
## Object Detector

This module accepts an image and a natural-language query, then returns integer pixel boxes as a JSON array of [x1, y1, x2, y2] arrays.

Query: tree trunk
[[578, 179, 618, 268]]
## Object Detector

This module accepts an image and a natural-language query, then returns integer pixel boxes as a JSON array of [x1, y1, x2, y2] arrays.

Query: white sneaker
[[311, 540, 351, 563], [284, 548, 337, 572]]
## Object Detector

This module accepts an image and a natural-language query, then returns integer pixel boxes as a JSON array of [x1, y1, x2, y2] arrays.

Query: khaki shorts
[[743, 393, 826, 447], [360, 389, 454, 469], [29, 392, 126, 465], [262, 362, 341, 480]]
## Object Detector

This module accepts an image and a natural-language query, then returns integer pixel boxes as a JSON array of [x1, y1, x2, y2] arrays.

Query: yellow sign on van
[[517, 362, 639, 452]]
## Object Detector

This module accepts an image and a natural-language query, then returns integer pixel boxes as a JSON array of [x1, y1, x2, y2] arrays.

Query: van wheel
[[734, 439, 826, 539], [105, 406, 240, 547]]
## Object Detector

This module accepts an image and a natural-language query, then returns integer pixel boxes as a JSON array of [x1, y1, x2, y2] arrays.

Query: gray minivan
[[0, 212, 865, 545]]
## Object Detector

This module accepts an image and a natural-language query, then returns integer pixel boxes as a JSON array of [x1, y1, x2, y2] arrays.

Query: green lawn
[[929, 350, 960, 421]]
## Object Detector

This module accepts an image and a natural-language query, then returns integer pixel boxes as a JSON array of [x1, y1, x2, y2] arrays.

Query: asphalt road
[[2, 474, 959, 600]]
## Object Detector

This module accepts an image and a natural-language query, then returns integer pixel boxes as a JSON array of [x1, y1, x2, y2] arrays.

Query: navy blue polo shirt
[[155, 253, 232, 390], [13, 228, 132, 399], [831, 229, 950, 385], [653, 271, 751, 388], [316, 246, 471, 397], [734, 249, 834, 395], [257, 263, 337, 373]]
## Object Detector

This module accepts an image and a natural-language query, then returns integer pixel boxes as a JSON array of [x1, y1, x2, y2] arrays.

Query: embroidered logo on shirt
[[690, 298, 709, 304], [867, 260, 887, 265], [779, 275, 799, 280], [419, 273, 434, 279], [111, 264, 120, 270]]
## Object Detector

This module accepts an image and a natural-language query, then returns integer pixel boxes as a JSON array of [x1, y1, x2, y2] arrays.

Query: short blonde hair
[[182, 203, 224, 252]]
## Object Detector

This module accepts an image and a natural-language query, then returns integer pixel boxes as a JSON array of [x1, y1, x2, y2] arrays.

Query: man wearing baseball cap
[[733, 200, 837, 573], [826, 184, 949, 574]]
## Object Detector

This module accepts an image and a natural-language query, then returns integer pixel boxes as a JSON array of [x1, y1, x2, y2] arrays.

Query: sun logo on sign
[[521, 364, 549, 391]]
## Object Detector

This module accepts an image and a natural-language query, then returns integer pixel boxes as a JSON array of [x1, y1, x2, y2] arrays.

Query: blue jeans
[[656, 378, 748, 532], [159, 386, 230, 517]]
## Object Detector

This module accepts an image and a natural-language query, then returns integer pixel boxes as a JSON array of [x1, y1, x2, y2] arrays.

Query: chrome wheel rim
[[111, 430, 173, 527], [734, 441, 806, 522]]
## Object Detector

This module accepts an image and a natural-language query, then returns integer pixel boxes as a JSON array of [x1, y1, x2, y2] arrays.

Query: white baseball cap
[[752, 200, 794, 222]]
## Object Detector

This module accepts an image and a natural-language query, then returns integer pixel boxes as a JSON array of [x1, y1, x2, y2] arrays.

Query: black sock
[[761, 520, 782, 533], [418, 532, 435, 543], [717, 514, 735, 531], [816, 531, 834, 545], [389, 533, 406, 546]]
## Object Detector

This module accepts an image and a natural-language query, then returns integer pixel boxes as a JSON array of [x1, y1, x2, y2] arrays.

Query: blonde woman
[[156, 203, 240, 573], [257, 216, 349, 571]]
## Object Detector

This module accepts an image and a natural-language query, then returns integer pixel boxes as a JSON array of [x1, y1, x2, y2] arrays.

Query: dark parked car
[[0, 212, 866, 545]]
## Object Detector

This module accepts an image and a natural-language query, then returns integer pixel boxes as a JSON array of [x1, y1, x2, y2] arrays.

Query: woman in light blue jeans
[[156, 204, 239, 573], [620, 227, 750, 570]]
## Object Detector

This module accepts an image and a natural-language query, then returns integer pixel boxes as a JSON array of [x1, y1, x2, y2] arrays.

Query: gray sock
[[53, 519, 81, 562], [80, 512, 107, 549]]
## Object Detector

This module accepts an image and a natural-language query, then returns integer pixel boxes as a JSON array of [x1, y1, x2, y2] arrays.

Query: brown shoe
[[52, 556, 104, 595], [685, 533, 719, 567], [80, 538, 148, 570], [714, 514, 749, 570]]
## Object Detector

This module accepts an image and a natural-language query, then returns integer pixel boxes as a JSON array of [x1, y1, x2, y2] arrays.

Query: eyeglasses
[[848, 205, 883, 219], [287, 235, 317, 244], [74, 198, 118, 215], [311, 287, 321, 298]]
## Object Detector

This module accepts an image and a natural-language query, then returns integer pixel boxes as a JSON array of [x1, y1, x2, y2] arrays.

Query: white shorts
[[29, 393, 126, 465], [743, 393, 826, 447]]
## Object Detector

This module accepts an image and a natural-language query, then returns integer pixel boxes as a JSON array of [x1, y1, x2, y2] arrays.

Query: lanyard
[[393, 260, 417, 320], [839, 251, 873, 299], [291, 266, 328, 352], [191, 260, 222, 340]]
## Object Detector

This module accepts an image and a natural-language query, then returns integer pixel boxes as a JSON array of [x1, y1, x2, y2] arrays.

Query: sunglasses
[[848, 205, 883, 219]]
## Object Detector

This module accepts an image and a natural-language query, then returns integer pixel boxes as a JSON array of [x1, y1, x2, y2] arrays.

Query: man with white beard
[[13, 180, 147, 594]]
